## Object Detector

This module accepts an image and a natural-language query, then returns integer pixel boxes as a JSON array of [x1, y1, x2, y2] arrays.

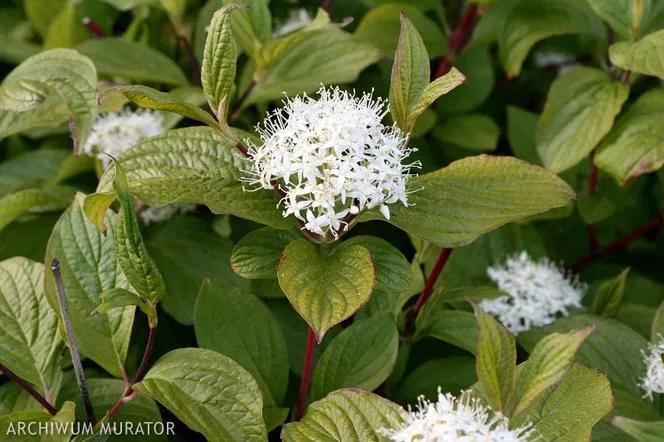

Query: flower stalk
[[51, 259, 96, 424], [295, 328, 317, 420], [406, 248, 453, 334]]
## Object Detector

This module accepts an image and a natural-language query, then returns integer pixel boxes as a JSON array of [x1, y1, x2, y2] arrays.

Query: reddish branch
[[413, 248, 453, 316], [572, 214, 663, 272], [295, 328, 317, 420], [0, 363, 57, 415], [321, 0, 334, 11], [82, 17, 105, 38], [434, 4, 478, 79]]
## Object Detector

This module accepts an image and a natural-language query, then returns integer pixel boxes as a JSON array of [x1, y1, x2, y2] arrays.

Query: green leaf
[[0, 382, 43, 415], [134, 348, 267, 442], [611, 29, 664, 80], [101, 85, 219, 128], [356, 4, 447, 59], [519, 315, 648, 397], [512, 327, 593, 419], [0, 149, 69, 197], [512, 364, 613, 440], [0, 186, 74, 233], [95, 127, 290, 229], [592, 268, 630, 317], [276, 239, 375, 340], [246, 28, 381, 105], [146, 215, 248, 325], [474, 305, 516, 412], [310, 315, 399, 401], [388, 13, 465, 132], [281, 389, 405, 442], [577, 192, 616, 224], [342, 236, 411, 293], [0, 98, 70, 141], [59, 377, 165, 442], [202, 4, 242, 118], [384, 155, 575, 248], [44, 193, 135, 378], [435, 45, 493, 114], [416, 308, 479, 354], [94, 287, 147, 315], [507, 106, 540, 164], [159, 0, 186, 18], [194, 282, 289, 405], [434, 114, 500, 152], [112, 161, 165, 306], [81, 192, 116, 234], [222, 0, 271, 64], [75, 38, 187, 86], [612, 417, 664, 441], [0, 257, 63, 395], [595, 88, 664, 185], [536, 67, 629, 173], [24, 0, 67, 36], [594, 388, 662, 441], [499, 0, 602, 77], [0, 49, 98, 151], [652, 301, 664, 342], [231, 227, 300, 279], [587, 0, 651, 39]]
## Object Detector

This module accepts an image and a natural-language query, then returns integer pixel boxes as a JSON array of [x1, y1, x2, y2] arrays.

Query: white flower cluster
[[272, 8, 312, 38], [381, 390, 535, 442], [81, 108, 164, 168], [480, 252, 585, 335], [640, 335, 664, 400], [139, 204, 197, 226], [243, 86, 417, 238]]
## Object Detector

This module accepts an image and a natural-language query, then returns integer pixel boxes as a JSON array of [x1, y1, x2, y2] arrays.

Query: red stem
[[434, 4, 478, 79], [132, 326, 156, 384], [82, 17, 105, 38], [295, 328, 317, 420], [413, 248, 453, 315], [321, 0, 333, 11], [0, 363, 57, 416], [572, 214, 663, 272]]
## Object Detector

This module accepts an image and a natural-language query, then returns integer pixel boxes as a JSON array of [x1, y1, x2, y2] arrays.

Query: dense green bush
[[0, 0, 663, 441]]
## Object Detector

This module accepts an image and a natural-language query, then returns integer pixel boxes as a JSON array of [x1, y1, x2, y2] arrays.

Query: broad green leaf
[[474, 306, 516, 412], [507, 106, 540, 164], [512, 327, 593, 419], [389, 13, 430, 133], [0, 149, 69, 197], [276, 239, 375, 340], [435, 45, 493, 114], [0, 49, 98, 150], [0, 97, 70, 141], [611, 29, 664, 80], [24, 0, 67, 36], [0, 186, 74, 233], [146, 216, 248, 325], [202, 4, 242, 118], [194, 283, 289, 405], [94, 288, 146, 315], [75, 38, 187, 86], [415, 308, 479, 354], [246, 28, 381, 105], [43, 0, 116, 49], [519, 315, 648, 396], [95, 127, 290, 229], [592, 268, 629, 317], [577, 192, 616, 224], [595, 88, 664, 184], [499, 0, 602, 77], [356, 4, 446, 59], [0, 410, 55, 441], [0, 214, 59, 263], [112, 161, 165, 306], [383, 155, 575, 248], [59, 377, 164, 442], [587, 0, 651, 39], [0, 257, 63, 395], [434, 114, 500, 152], [231, 227, 300, 279], [157, 86, 208, 129], [101, 85, 219, 128], [612, 417, 664, 441], [409, 68, 466, 123], [511, 364, 613, 440], [310, 315, 399, 401], [281, 389, 405, 442], [0, 382, 42, 415], [536, 68, 629, 173], [394, 356, 477, 404], [222, 0, 271, 64], [342, 236, 411, 293], [593, 389, 662, 441], [134, 348, 267, 442], [44, 194, 135, 378]]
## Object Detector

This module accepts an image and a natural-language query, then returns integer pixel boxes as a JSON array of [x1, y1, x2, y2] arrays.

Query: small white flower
[[479, 251, 585, 335], [243, 86, 418, 239], [381, 389, 535, 441], [139, 204, 197, 226], [640, 335, 664, 400], [81, 108, 164, 168], [272, 8, 312, 38]]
